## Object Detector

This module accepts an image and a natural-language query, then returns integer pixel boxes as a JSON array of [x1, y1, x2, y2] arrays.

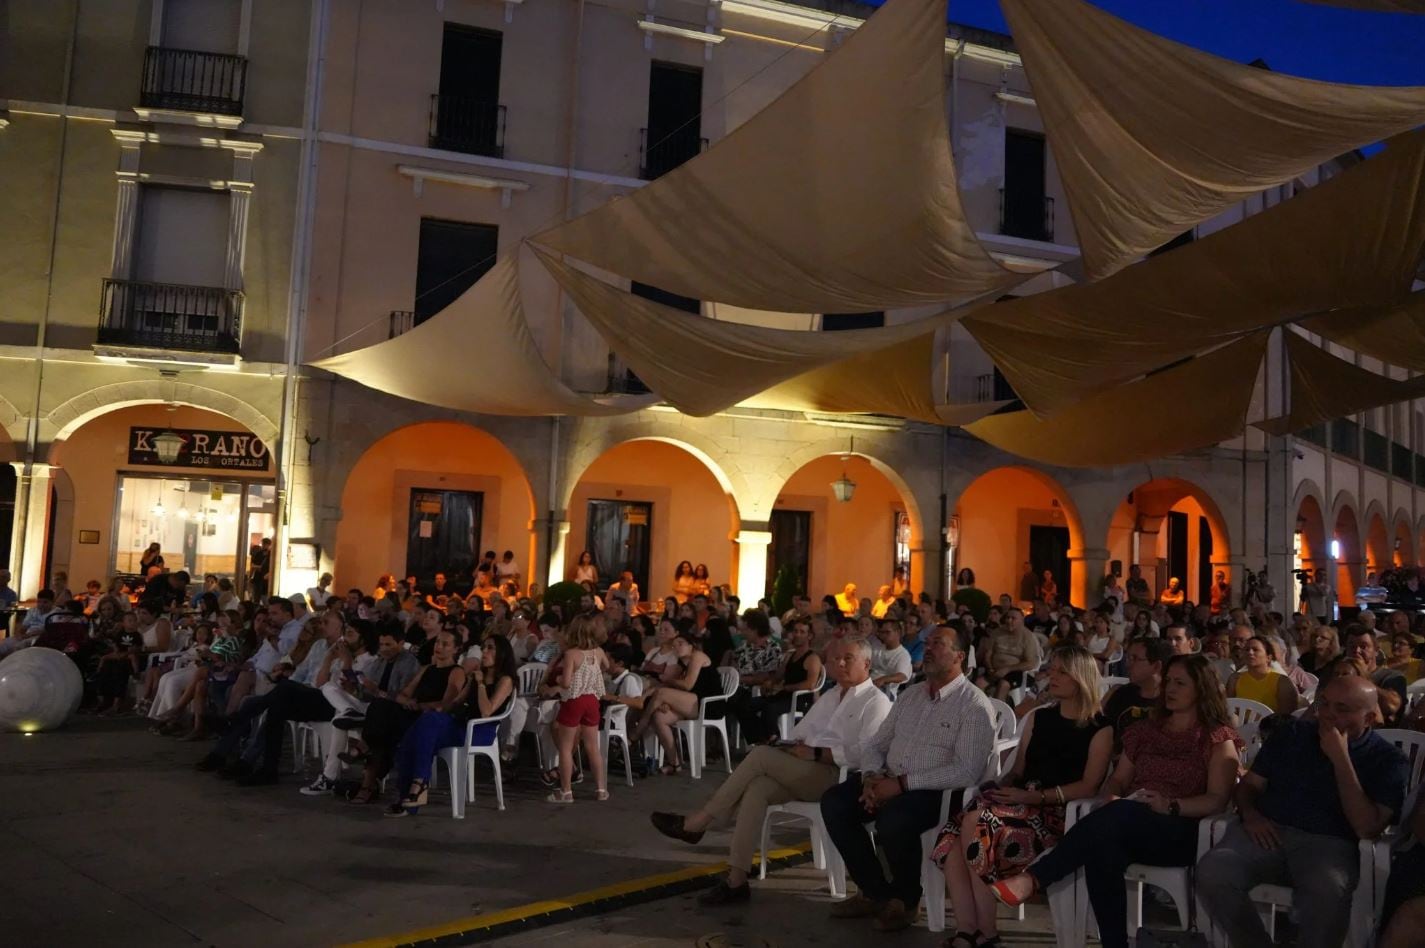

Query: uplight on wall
[[1330, 539, 1341, 560]]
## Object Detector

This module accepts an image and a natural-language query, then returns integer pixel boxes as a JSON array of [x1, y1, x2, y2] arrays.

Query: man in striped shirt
[[820, 625, 996, 932]]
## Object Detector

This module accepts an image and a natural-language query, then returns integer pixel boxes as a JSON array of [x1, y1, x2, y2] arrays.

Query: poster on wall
[[128, 427, 269, 471]]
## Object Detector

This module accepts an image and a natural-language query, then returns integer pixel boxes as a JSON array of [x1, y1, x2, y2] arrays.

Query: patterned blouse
[[1122, 718, 1239, 800]]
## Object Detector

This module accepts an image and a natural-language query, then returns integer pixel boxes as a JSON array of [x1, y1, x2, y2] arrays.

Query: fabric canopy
[[741, 334, 1006, 426], [532, 0, 1024, 312], [965, 131, 1425, 416], [534, 246, 966, 417], [1300, 292, 1425, 373], [1000, 0, 1425, 278], [312, 255, 647, 417], [965, 334, 1268, 467], [1256, 332, 1425, 436]]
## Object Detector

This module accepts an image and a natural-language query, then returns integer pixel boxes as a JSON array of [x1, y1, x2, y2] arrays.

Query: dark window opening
[[821, 312, 885, 331], [1001, 129, 1053, 242], [643, 62, 704, 179], [415, 219, 498, 324], [431, 25, 504, 157]]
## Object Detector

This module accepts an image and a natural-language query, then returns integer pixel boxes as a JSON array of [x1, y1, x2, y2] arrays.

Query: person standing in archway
[[1209, 570, 1232, 616], [1018, 562, 1038, 604]]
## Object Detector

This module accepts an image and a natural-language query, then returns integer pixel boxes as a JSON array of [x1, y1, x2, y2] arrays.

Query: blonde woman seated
[[1297, 623, 1339, 676], [628, 631, 724, 775], [1227, 635, 1299, 713], [932, 645, 1113, 948]]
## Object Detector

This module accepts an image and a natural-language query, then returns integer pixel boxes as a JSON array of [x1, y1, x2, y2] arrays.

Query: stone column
[[109, 177, 140, 279], [1067, 546, 1111, 609], [224, 183, 254, 291], [734, 523, 773, 607], [14, 463, 55, 600], [534, 518, 571, 589], [910, 544, 939, 602]]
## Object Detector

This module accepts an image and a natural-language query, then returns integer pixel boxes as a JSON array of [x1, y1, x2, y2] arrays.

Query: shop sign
[[128, 427, 270, 470]]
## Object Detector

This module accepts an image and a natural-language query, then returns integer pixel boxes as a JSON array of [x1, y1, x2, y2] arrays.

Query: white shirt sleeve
[[837, 691, 892, 771]]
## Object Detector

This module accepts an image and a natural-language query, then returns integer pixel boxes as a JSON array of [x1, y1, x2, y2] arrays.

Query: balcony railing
[[1393, 441, 1413, 482], [1364, 429, 1390, 473], [388, 310, 415, 339], [1331, 418, 1360, 458], [999, 189, 1055, 243], [98, 279, 242, 354], [639, 127, 708, 180], [429, 95, 505, 158], [140, 46, 246, 116]]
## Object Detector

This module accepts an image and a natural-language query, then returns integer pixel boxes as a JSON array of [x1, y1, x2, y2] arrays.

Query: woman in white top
[[572, 551, 598, 586], [546, 616, 609, 803], [149, 622, 215, 728]]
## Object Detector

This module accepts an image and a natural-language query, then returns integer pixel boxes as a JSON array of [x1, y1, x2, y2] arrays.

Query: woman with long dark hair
[[673, 561, 697, 604], [990, 654, 1240, 948]]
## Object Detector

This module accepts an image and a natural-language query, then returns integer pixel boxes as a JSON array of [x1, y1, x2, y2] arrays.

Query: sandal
[[659, 763, 682, 776], [989, 877, 1037, 908], [595, 789, 609, 801], [546, 790, 574, 804], [347, 784, 378, 805], [401, 779, 428, 810]]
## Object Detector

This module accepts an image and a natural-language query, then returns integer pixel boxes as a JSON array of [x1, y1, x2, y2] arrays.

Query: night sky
[[929, 0, 1425, 87]]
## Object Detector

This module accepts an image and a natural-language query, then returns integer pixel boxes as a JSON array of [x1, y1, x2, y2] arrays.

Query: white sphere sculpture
[[0, 646, 83, 733]]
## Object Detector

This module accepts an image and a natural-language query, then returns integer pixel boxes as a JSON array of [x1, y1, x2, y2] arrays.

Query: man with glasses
[[1103, 638, 1170, 744]]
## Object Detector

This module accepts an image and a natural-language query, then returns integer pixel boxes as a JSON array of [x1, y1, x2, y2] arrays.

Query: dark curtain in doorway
[[407, 489, 482, 590], [1198, 516, 1214, 604], [768, 509, 812, 600], [586, 500, 652, 596], [1167, 510, 1189, 596], [1028, 525, 1070, 605]]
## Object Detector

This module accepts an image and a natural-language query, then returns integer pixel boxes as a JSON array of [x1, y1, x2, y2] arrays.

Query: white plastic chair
[[600, 702, 634, 788], [987, 696, 1021, 770], [1099, 675, 1130, 697], [1407, 678, 1425, 711], [883, 681, 901, 702], [776, 666, 827, 740], [672, 667, 739, 779], [759, 798, 844, 896], [434, 700, 516, 817], [517, 662, 548, 695], [289, 720, 324, 773], [1226, 697, 1274, 728]]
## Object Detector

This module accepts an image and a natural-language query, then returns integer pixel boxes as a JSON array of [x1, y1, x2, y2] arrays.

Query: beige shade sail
[[311, 255, 648, 417], [965, 333, 1269, 467], [1256, 331, 1425, 436], [1300, 292, 1425, 372], [1000, 0, 1425, 278], [531, 0, 1023, 312], [534, 246, 964, 417], [965, 131, 1425, 416], [741, 334, 1007, 426]]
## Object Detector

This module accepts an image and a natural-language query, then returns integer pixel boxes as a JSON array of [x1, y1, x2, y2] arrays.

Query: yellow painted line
[[339, 844, 812, 948]]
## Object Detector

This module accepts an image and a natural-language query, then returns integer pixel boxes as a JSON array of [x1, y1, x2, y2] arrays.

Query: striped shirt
[[860, 673, 996, 791]]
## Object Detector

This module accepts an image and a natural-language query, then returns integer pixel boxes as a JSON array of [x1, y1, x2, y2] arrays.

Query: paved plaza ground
[[3, 718, 1063, 947]]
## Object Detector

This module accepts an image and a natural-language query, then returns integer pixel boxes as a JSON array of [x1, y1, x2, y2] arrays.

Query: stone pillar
[[1067, 546, 1110, 610], [109, 137, 141, 278], [224, 183, 254, 290], [536, 518, 570, 589], [13, 463, 55, 600], [734, 523, 773, 607], [910, 544, 938, 601]]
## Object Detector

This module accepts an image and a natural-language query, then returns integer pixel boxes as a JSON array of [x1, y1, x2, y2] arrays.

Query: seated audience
[[728, 610, 782, 688], [934, 645, 1113, 948], [988, 654, 1240, 948], [1387, 632, 1422, 684], [629, 631, 725, 774], [651, 637, 891, 904], [820, 627, 995, 932], [1227, 635, 1300, 712], [1198, 677, 1408, 948], [729, 618, 822, 745], [1340, 624, 1408, 718], [870, 618, 912, 692], [976, 608, 1041, 701], [384, 634, 514, 816], [1378, 789, 1425, 948], [1101, 637, 1170, 743]]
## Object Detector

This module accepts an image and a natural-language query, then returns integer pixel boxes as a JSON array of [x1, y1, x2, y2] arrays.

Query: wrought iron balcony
[[388, 310, 415, 339], [98, 279, 242, 354], [639, 127, 708, 180], [998, 189, 1056, 243], [429, 96, 506, 158], [140, 46, 247, 116]]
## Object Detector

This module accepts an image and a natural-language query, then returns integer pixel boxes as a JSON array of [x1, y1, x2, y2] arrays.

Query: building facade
[[1, 0, 1419, 616]]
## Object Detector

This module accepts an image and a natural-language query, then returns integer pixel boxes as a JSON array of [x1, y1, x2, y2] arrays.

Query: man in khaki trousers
[[650, 636, 892, 905]]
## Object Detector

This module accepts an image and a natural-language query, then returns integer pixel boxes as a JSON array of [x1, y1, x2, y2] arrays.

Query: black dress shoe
[[236, 769, 279, 787], [331, 715, 366, 731], [218, 759, 254, 780], [650, 811, 705, 844], [698, 880, 751, 905]]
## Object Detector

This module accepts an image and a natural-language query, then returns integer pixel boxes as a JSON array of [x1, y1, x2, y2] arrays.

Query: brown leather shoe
[[829, 894, 882, 919], [873, 898, 913, 932]]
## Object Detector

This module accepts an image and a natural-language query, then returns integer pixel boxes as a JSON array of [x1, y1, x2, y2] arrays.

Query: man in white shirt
[[306, 573, 333, 611], [821, 626, 995, 932], [650, 637, 890, 905], [871, 619, 912, 691]]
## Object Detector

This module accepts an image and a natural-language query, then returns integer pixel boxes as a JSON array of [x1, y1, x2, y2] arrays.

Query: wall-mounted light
[[830, 436, 856, 503], [152, 429, 185, 465], [945, 515, 961, 549], [1330, 539, 1341, 560]]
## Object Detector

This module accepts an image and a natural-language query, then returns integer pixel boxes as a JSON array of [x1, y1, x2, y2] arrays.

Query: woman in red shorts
[[547, 615, 609, 803]]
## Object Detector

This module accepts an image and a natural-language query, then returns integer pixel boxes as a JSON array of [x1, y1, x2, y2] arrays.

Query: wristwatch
[[1168, 799, 1181, 817]]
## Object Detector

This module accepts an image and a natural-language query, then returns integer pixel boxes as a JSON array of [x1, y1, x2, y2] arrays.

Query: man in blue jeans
[[820, 626, 995, 932], [1197, 676, 1407, 948]]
